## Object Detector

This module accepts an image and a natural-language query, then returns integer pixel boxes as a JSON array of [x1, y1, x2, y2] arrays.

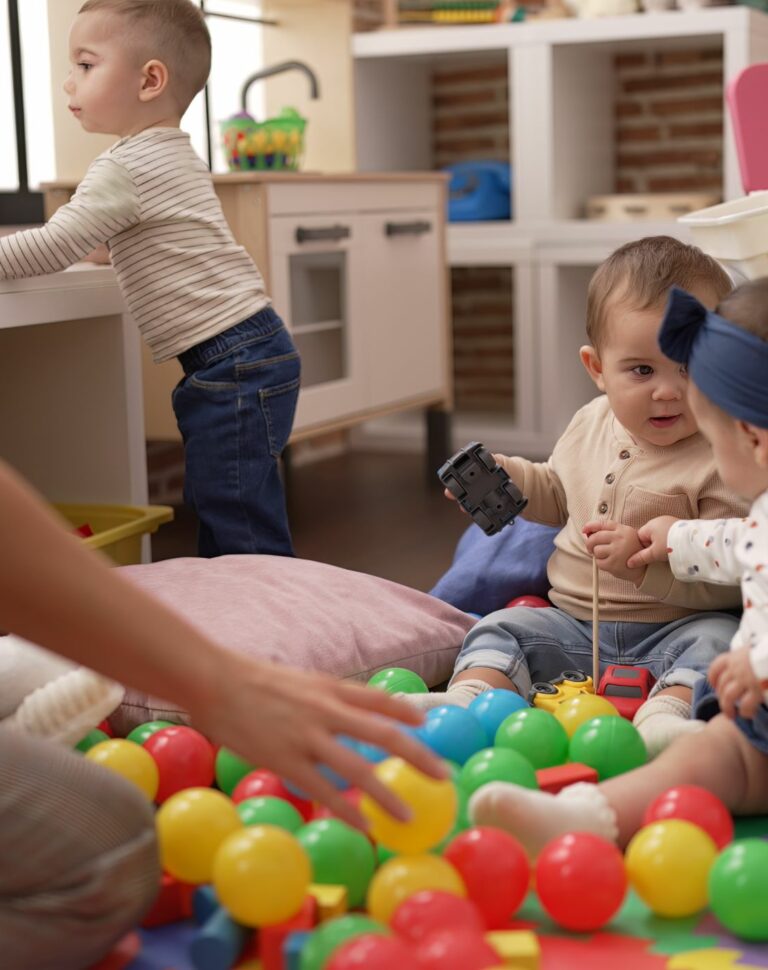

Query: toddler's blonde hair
[[78, 0, 211, 113], [586, 236, 732, 350]]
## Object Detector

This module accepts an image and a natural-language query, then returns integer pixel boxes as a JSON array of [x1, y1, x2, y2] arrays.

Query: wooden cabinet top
[[42, 171, 449, 190]]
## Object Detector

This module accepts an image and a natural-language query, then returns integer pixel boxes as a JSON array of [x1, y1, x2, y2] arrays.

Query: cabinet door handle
[[385, 220, 432, 237], [295, 225, 351, 244]]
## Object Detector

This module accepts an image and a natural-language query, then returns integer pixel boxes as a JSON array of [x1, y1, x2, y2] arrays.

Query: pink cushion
[[111, 555, 474, 734]]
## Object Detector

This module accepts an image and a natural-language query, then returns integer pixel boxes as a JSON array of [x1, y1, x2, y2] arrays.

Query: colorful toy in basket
[[220, 107, 307, 172]]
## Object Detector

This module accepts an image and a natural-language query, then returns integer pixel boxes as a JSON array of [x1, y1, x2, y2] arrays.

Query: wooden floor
[[151, 450, 469, 593]]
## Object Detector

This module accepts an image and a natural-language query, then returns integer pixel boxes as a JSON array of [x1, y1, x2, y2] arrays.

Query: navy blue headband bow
[[659, 286, 768, 428]]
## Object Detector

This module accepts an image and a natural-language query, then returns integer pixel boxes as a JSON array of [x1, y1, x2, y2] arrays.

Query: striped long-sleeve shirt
[[0, 127, 270, 362]]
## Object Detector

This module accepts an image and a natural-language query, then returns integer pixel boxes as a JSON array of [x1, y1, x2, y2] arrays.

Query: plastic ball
[[125, 719, 174, 745], [213, 824, 311, 927], [85, 738, 159, 801], [708, 838, 768, 941], [297, 818, 376, 908], [232, 769, 313, 821], [215, 747, 256, 795], [443, 827, 530, 927], [156, 787, 242, 883], [505, 595, 549, 609], [415, 929, 501, 970], [237, 795, 304, 833], [642, 785, 733, 850], [326, 933, 421, 970], [75, 727, 110, 753], [535, 832, 627, 931], [312, 787, 365, 822], [494, 707, 569, 770], [368, 667, 428, 694], [625, 819, 718, 918], [143, 726, 215, 803], [367, 855, 466, 924], [468, 690, 529, 745], [458, 747, 538, 797], [300, 915, 389, 970], [568, 716, 646, 780], [553, 694, 619, 738], [359, 758, 457, 854], [391, 890, 485, 943], [420, 706, 488, 765], [340, 736, 387, 765]]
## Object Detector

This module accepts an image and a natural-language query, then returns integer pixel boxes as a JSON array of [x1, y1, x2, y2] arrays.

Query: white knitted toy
[[0, 634, 124, 746]]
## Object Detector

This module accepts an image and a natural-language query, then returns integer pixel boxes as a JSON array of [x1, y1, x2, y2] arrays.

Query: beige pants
[[0, 731, 159, 969]]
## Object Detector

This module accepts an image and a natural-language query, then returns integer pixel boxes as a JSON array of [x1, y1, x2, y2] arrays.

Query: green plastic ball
[[299, 914, 388, 970], [458, 746, 538, 797], [75, 728, 110, 753], [708, 838, 768, 941], [237, 796, 304, 833], [569, 715, 646, 780], [494, 707, 569, 769], [297, 818, 377, 908], [126, 720, 175, 745], [368, 667, 428, 694], [215, 747, 256, 795]]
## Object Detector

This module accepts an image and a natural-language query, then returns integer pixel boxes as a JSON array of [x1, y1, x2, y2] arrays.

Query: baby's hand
[[626, 516, 680, 569], [82, 243, 111, 265], [709, 647, 764, 720], [583, 520, 645, 584]]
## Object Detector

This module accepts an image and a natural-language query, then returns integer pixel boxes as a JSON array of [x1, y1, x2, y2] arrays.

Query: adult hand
[[626, 515, 679, 570], [709, 647, 764, 720], [583, 520, 645, 584], [189, 657, 448, 831]]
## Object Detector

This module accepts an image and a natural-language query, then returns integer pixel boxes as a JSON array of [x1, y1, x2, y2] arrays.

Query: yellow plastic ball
[[156, 787, 242, 884], [359, 757, 457, 854], [85, 738, 159, 801], [367, 854, 466, 924], [625, 819, 718, 918], [553, 695, 619, 738], [212, 825, 311, 927]]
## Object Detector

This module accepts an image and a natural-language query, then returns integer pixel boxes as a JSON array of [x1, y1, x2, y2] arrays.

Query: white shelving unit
[[352, 7, 768, 457]]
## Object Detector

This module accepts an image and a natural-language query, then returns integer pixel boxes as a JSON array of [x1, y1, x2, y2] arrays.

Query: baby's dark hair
[[586, 236, 732, 349], [716, 277, 768, 343], [78, 0, 211, 113]]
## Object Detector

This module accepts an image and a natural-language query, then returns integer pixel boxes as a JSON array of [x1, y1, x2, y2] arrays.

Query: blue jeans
[[172, 306, 300, 558], [455, 605, 739, 699], [693, 678, 768, 754]]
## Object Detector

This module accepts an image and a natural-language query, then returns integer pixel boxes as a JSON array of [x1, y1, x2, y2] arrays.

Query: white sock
[[397, 678, 494, 712], [3, 668, 125, 747], [469, 781, 618, 858], [633, 695, 705, 760]]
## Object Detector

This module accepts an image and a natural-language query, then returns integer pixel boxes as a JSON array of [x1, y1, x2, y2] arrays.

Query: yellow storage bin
[[55, 503, 174, 566]]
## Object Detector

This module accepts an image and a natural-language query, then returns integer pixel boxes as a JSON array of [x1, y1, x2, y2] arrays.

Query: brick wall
[[432, 60, 510, 168], [353, 0, 385, 30]]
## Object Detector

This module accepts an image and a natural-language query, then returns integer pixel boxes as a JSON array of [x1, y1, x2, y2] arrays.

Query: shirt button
[[598, 502, 609, 514], [605, 473, 615, 484], [619, 450, 631, 460]]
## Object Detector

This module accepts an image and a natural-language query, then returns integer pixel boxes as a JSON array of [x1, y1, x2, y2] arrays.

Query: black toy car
[[437, 441, 528, 536]]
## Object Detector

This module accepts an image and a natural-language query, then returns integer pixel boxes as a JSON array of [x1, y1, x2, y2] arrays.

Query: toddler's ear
[[579, 345, 605, 391]]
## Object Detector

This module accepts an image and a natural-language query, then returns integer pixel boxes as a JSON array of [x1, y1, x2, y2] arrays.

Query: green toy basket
[[220, 107, 306, 172]]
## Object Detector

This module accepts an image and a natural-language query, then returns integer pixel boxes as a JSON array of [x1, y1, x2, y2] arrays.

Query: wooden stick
[[592, 555, 600, 688]]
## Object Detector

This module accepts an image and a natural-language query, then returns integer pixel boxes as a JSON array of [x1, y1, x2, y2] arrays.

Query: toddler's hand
[[626, 516, 679, 569], [583, 520, 645, 584], [81, 243, 111, 265], [709, 647, 764, 720]]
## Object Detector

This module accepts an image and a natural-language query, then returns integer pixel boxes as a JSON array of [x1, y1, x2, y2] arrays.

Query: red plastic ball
[[536, 832, 627, 932], [231, 769, 313, 821], [504, 595, 549, 609], [326, 933, 420, 970], [641, 785, 734, 850], [391, 890, 485, 943], [312, 787, 363, 821], [415, 929, 501, 970], [443, 827, 530, 928], [142, 726, 215, 803], [97, 719, 114, 737]]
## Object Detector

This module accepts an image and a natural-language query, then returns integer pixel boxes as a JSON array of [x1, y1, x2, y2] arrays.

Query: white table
[[0, 264, 148, 506]]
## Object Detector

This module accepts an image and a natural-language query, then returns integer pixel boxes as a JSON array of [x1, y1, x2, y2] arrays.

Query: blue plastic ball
[[469, 689, 529, 745], [420, 705, 488, 765]]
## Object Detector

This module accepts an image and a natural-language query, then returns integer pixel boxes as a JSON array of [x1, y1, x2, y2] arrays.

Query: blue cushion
[[430, 519, 558, 616]]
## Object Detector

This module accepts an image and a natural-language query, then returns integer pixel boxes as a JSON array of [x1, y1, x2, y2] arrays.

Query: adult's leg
[[0, 730, 159, 970]]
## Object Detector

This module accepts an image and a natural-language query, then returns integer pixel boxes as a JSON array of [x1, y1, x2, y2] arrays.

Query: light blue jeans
[[454, 605, 739, 699]]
